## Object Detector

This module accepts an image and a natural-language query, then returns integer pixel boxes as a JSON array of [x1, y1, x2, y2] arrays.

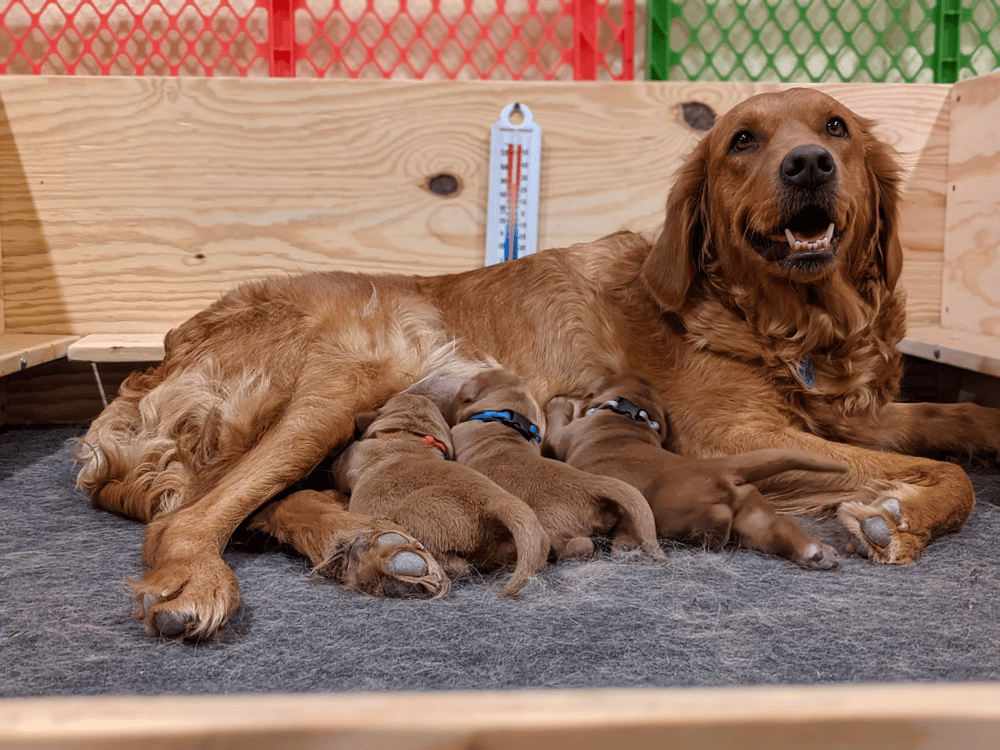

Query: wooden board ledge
[[0, 334, 80, 377], [67, 334, 166, 363], [900, 323, 1000, 378]]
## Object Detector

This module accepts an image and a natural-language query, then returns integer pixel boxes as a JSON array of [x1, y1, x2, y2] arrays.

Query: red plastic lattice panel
[[0, 0, 633, 79], [0, 0, 271, 76]]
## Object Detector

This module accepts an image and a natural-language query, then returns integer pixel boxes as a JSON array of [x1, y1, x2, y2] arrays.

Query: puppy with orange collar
[[330, 392, 549, 596], [544, 375, 847, 569]]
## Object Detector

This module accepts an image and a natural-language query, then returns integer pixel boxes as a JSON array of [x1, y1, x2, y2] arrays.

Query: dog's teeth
[[785, 223, 835, 253]]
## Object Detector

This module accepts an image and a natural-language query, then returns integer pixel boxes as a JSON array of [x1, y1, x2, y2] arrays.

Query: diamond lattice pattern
[[653, 0, 999, 83], [0, 0, 634, 79]]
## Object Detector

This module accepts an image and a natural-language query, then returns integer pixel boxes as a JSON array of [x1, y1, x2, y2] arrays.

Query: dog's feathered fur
[[77, 88, 1000, 639]]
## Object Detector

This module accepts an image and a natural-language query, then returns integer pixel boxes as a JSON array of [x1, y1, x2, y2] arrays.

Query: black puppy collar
[[467, 409, 542, 443], [591, 397, 660, 432]]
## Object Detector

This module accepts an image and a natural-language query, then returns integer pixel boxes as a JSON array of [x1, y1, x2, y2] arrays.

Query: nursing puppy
[[449, 369, 663, 560], [544, 375, 847, 568], [330, 392, 549, 596]]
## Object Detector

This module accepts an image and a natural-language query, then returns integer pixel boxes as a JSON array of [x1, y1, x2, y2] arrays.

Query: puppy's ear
[[353, 408, 380, 437], [866, 125, 904, 291], [641, 143, 709, 312]]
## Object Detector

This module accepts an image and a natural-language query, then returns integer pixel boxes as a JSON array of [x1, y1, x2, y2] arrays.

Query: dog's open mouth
[[749, 205, 840, 273]]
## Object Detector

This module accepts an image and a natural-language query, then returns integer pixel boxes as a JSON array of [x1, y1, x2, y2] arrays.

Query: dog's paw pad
[[384, 550, 429, 578], [322, 526, 450, 599], [153, 610, 192, 638], [374, 532, 410, 548], [860, 515, 894, 549], [140, 593, 190, 637]]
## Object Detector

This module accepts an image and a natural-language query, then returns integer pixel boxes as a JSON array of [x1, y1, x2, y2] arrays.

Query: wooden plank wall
[[0, 76, 950, 339], [942, 70, 1000, 336]]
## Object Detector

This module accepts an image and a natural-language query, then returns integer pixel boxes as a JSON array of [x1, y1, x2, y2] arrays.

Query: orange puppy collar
[[423, 435, 450, 458]]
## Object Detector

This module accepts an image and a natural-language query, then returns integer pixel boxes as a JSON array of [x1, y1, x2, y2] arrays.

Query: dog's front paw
[[129, 554, 240, 640], [839, 494, 925, 564], [317, 528, 450, 598]]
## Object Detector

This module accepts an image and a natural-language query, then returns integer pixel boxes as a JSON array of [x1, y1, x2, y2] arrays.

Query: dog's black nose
[[781, 145, 836, 188]]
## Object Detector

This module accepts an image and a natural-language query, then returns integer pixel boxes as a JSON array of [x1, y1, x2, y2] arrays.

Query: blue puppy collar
[[467, 409, 541, 443]]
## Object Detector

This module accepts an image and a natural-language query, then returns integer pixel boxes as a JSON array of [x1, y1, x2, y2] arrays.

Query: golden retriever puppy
[[544, 374, 848, 568], [448, 368, 663, 560], [330, 392, 549, 596]]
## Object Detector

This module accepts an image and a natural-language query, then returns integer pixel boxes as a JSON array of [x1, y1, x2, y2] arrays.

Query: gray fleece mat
[[1, 426, 998, 697]]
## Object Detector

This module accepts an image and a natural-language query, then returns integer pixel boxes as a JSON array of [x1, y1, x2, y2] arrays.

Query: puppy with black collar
[[544, 374, 847, 569], [448, 368, 663, 561]]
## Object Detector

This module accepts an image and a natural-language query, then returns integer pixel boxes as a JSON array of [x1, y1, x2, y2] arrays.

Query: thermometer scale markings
[[504, 143, 523, 261], [485, 103, 541, 267]]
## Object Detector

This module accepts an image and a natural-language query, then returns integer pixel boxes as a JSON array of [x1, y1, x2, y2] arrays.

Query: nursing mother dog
[[76, 87, 1000, 640]]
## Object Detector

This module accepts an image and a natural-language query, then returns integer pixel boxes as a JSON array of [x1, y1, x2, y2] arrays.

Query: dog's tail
[[482, 493, 549, 597], [723, 448, 848, 485], [594, 476, 666, 560]]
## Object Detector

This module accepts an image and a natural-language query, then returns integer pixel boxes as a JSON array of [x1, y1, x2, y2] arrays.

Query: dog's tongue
[[785, 223, 835, 252]]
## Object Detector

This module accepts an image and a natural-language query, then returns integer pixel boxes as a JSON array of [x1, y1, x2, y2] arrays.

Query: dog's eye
[[730, 130, 756, 153], [826, 117, 848, 138]]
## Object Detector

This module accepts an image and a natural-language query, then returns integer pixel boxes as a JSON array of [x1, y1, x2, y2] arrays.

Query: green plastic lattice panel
[[959, 0, 1000, 80], [648, 0, 1000, 83]]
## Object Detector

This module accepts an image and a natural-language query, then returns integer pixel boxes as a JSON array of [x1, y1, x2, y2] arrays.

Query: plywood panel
[[0, 77, 948, 336], [942, 71, 1000, 335]]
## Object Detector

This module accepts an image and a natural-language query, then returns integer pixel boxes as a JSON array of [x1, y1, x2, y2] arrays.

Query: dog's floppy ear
[[353, 408, 380, 436], [641, 143, 710, 312], [866, 126, 904, 291]]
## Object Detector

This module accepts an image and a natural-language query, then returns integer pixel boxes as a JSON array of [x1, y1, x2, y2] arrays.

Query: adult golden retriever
[[77, 87, 1000, 639]]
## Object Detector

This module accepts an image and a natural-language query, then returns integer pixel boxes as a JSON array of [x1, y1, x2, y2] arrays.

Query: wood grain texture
[[0, 333, 79, 377], [67, 333, 165, 362], [2, 684, 1000, 750], [0, 77, 948, 336], [900, 322, 1000, 379], [942, 71, 1000, 335]]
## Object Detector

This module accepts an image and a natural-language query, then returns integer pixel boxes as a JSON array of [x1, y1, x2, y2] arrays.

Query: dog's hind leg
[[249, 489, 449, 598], [128, 366, 408, 640], [727, 482, 839, 569], [480, 493, 549, 596], [596, 477, 666, 560]]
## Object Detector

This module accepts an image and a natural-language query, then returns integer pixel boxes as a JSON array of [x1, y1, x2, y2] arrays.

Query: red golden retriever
[[76, 87, 1000, 639]]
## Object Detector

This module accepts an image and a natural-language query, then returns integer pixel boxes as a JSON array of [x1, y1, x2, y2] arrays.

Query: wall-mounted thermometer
[[485, 102, 542, 266]]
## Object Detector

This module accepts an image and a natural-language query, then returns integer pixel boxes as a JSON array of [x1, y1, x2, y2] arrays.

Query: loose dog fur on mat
[[448, 368, 663, 560], [329, 392, 549, 597], [544, 374, 847, 569], [76, 87, 1000, 639]]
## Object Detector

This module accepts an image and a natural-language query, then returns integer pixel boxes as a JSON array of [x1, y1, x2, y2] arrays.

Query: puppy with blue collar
[[448, 368, 664, 561], [544, 374, 846, 569]]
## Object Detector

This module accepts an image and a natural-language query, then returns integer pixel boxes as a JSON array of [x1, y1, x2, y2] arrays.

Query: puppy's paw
[[318, 528, 450, 598], [129, 554, 240, 641], [839, 494, 923, 564], [792, 540, 839, 570]]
